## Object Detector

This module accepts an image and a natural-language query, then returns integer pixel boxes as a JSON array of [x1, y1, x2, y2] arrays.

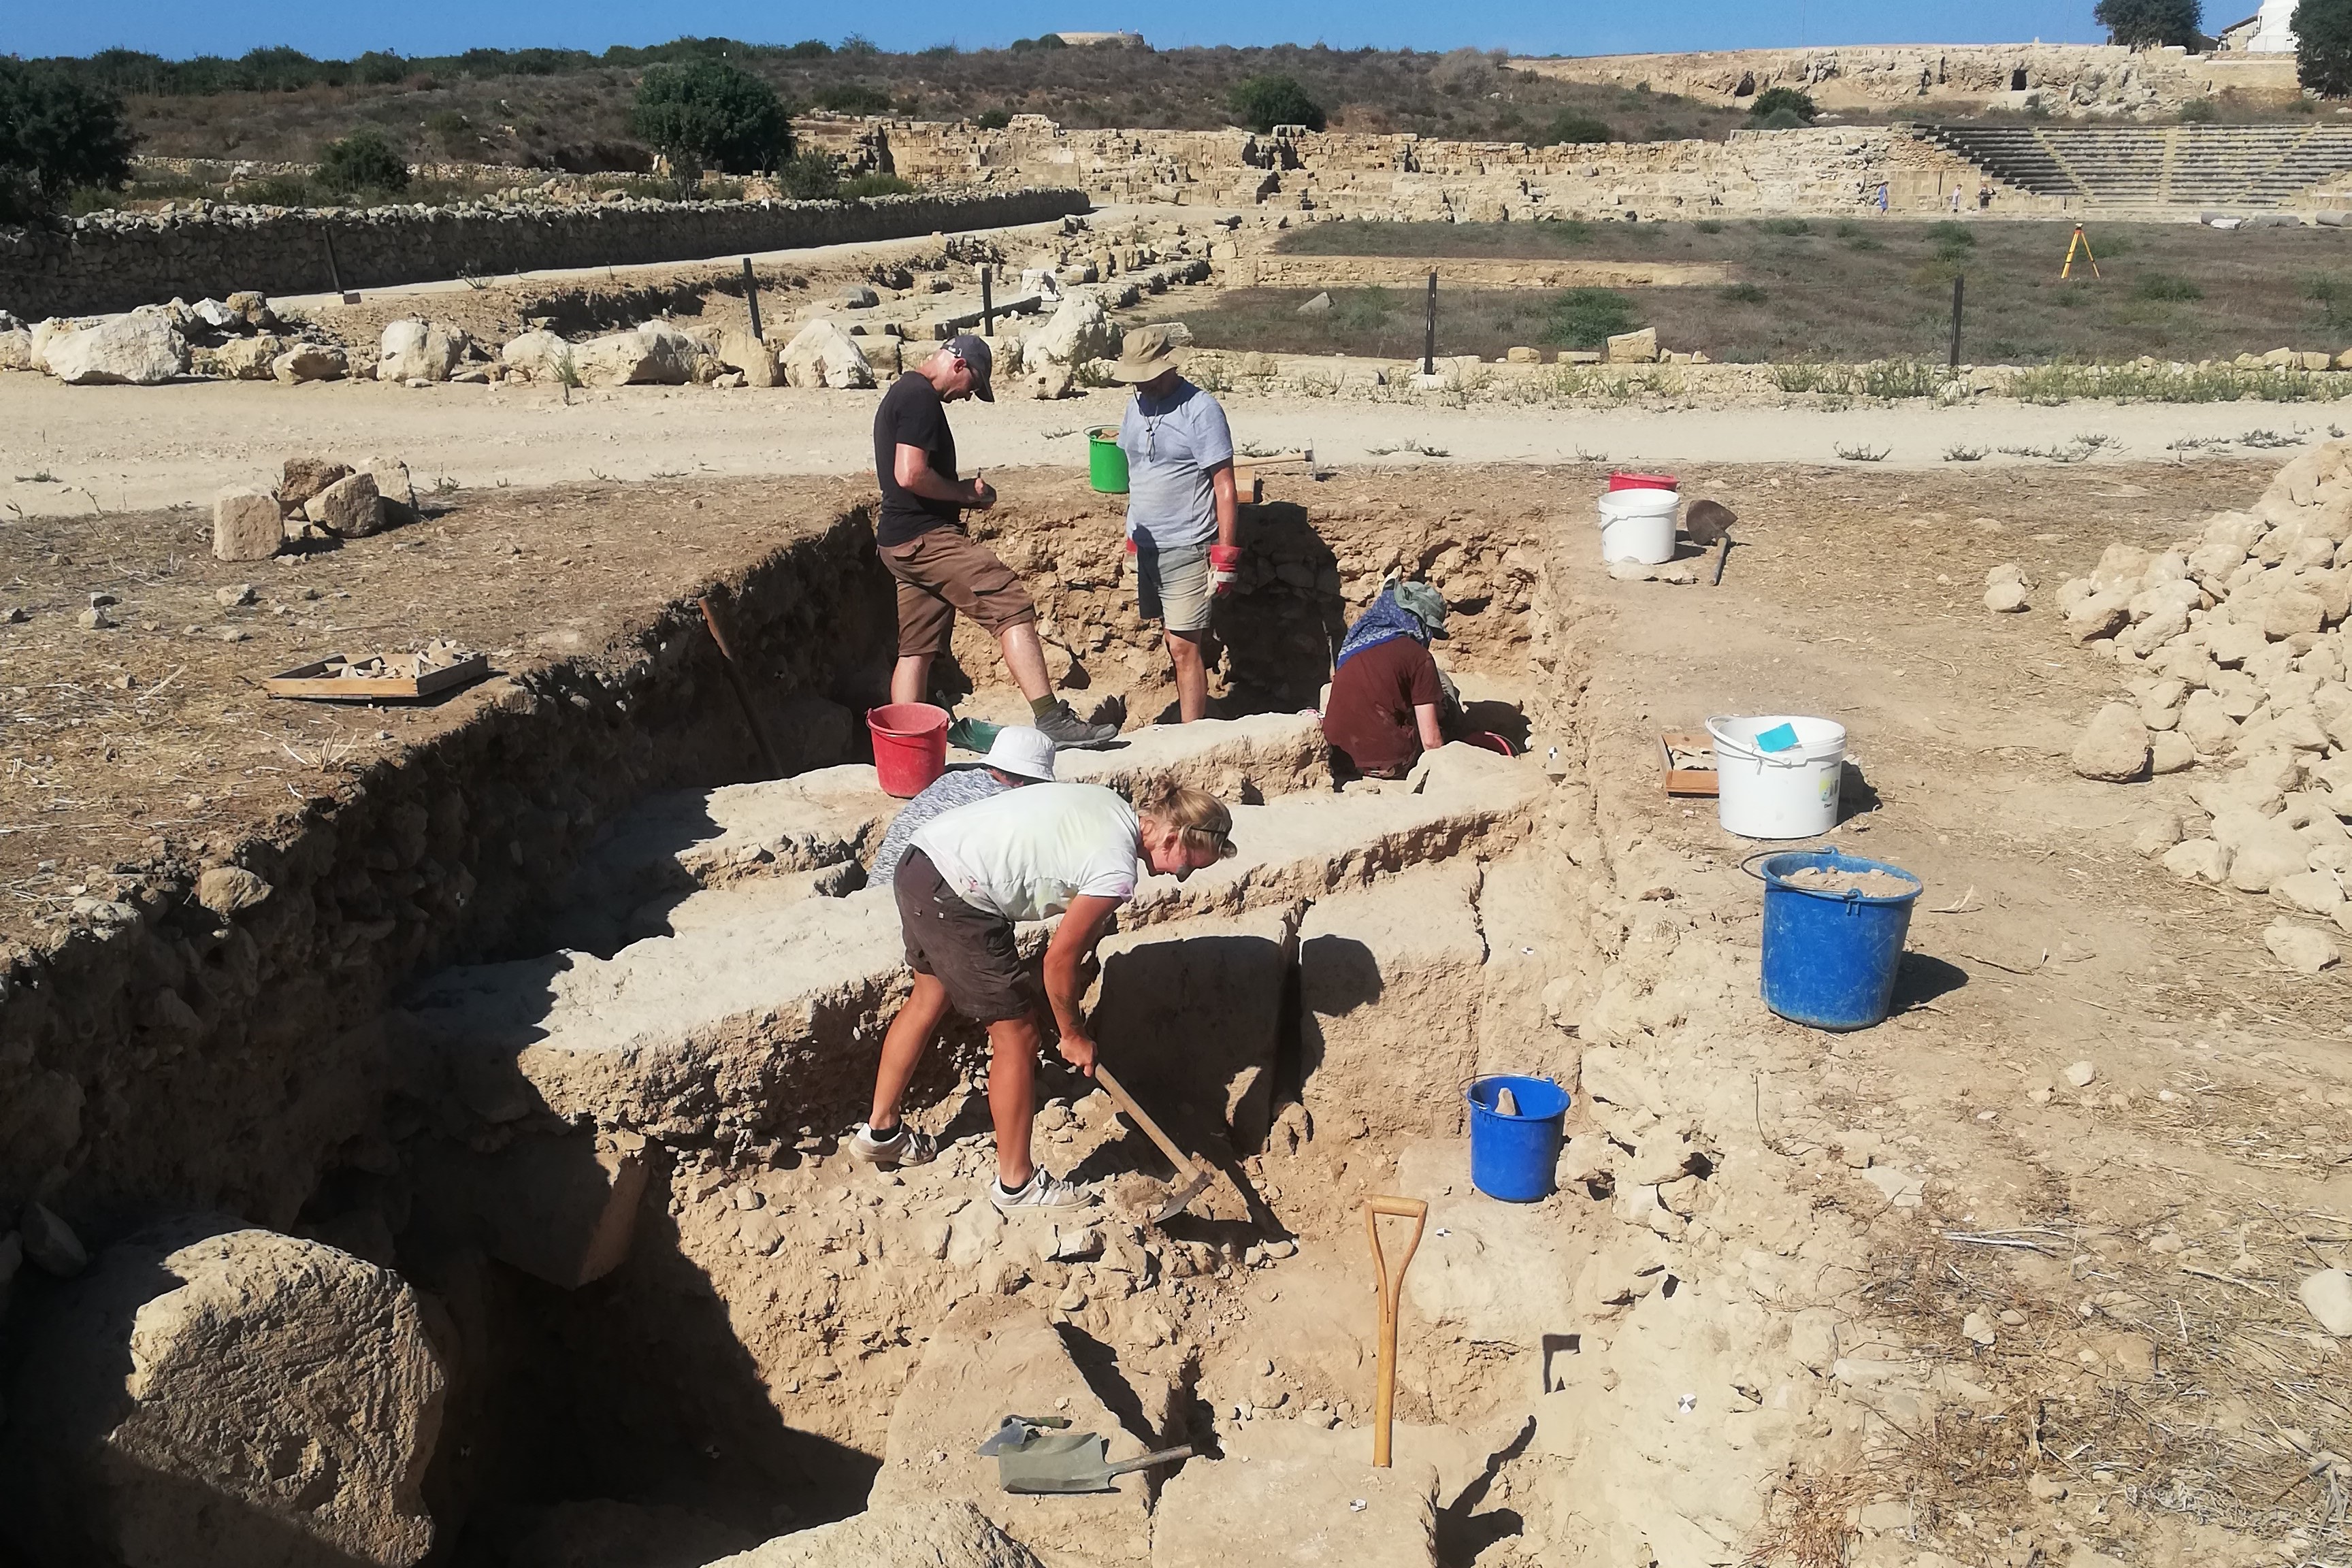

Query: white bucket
[[1598, 488, 1680, 565], [1706, 715, 1848, 839]]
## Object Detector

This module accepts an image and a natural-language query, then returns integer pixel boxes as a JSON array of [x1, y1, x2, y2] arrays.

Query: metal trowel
[[992, 1431, 1195, 1495]]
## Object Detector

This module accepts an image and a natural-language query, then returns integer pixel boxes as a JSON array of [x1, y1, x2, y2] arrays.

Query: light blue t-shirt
[[1117, 379, 1235, 551]]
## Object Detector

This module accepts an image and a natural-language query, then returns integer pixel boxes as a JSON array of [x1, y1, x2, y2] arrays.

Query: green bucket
[[1087, 426, 1129, 494]]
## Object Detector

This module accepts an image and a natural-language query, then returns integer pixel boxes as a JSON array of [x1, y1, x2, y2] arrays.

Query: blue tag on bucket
[[1753, 722, 1799, 754]]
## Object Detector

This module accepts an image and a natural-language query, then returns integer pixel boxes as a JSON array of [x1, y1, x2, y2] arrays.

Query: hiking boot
[[849, 1122, 938, 1169], [989, 1168, 1096, 1212], [1032, 700, 1120, 749]]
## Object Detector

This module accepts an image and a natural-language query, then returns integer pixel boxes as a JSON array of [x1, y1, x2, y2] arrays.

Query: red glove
[[1124, 534, 1137, 557], [1210, 543, 1243, 596]]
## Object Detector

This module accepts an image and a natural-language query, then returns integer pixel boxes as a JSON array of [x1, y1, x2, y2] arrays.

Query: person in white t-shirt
[[850, 780, 1236, 1211]]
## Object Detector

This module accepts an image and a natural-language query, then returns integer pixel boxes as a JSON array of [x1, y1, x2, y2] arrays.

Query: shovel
[[992, 1431, 1195, 1494]]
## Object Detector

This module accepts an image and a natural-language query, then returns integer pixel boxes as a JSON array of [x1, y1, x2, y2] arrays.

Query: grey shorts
[[894, 849, 1036, 1025], [1136, 540, 1212, 634]]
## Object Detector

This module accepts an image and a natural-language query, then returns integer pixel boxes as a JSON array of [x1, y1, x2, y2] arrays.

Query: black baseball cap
[[949, 333, 994, 402]]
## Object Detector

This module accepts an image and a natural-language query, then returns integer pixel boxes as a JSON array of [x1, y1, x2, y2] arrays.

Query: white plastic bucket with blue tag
[[1705, 715, 1847, 839]]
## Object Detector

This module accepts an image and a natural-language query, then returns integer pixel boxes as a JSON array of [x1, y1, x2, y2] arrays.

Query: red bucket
[[868, 703, 949, 798], [1606, 471, 1679, 493]]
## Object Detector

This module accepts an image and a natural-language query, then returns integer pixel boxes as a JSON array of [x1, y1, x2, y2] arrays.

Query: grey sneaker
[[849, 1122, 937, 1169], [989, 1169, 1096, 1212], [1033, 700, 1120, 749]]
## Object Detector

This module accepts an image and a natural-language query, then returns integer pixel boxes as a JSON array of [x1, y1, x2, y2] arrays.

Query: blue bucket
[[1756, 847, 1924, 1031], [1465, 1075, 1571, 1203]]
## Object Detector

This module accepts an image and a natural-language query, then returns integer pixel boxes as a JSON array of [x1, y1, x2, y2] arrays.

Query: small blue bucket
[[1755, 847, 1924, 1031], [1465, 1075, 1571, 1203]]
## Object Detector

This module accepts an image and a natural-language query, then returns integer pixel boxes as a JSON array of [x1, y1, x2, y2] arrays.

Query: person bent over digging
[[872, 333, 1117, 749], [852, 781, 1236, 1211]]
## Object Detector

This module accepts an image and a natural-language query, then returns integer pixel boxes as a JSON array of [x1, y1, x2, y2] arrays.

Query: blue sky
[[16, 2, 2111, 63]]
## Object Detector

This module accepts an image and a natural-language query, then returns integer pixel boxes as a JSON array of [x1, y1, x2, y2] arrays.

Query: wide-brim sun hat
[[985, 725, 1057, 781], [1109, 324, 1190, 383]]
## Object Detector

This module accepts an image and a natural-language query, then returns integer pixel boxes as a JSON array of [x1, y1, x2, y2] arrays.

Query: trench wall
[[0, 187, 1089, 321], [0, 510, 898, 1239]]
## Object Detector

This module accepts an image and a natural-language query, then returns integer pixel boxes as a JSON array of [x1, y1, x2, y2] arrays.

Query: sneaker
[[989, 1169, 1096, 1212], [849, 1122, 937, 1169], [1032, 700, 1120, 749]]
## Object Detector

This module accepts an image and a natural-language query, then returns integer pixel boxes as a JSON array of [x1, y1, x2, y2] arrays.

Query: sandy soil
[[1, 370, 2336, 522]]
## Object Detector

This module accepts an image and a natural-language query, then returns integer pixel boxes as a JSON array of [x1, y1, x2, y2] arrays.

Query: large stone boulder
[[214, 488, 284, 562], [1025, 292, 1117, 370], [720, 328, 779, 387], [779, 319, 874, 389], [1152, 1422, 1438, 1568], [1, 1220, 446, 1568], [500, 329, 574, 384], [706, 1502, 1041, 1567], [2072, 702, 2151, 783], [571, 322, 704, 387], [273, 342, 348, 383], [42, 313, 190, 385], [379, 320, 468, 383]]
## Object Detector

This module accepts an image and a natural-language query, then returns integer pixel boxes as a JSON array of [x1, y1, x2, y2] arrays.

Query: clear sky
[[14, 1, 2112, 63]]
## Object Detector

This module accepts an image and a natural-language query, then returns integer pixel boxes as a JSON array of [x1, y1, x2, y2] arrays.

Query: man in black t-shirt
[[872, 333, 1115, 748]]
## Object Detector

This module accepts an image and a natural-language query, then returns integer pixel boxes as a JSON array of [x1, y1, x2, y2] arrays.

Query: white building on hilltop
[[2242, 0, 2300, 52]]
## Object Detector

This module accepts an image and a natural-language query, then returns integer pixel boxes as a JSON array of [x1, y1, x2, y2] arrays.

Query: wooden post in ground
[[981, 267, 996, 334], [742, 258, 764, 341], [1949, 275, 1965, 371], [1421, 271, 1437, 377]]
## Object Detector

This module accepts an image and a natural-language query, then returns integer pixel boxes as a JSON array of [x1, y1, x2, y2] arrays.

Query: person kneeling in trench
[[1320, 576, 1460, 780], [851, 781, 1236, 1211]]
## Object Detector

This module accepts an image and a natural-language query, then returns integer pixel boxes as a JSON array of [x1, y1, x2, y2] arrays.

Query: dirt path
[[0, 372, 2334, 521]]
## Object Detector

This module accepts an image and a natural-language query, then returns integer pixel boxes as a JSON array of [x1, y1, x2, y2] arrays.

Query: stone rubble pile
[[214, 452, 421, 561], [0, 292, 354, 386], [2061, 440, 2352, 965]]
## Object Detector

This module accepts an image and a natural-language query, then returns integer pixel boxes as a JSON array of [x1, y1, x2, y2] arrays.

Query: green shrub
[[0, 61, 137, 219], [1718, 281, 1769, 304], [317, 126, 410, 197], [1761, 217, 1811, 236], [2300, 0, 2352, 97], [975, 108, 1012, 130], [1541, 112, 1612, 145], [1695, 218, 1724, 233], [1228, 74, 1327, 133], [1756, 108, 1807, 130], [815, 82, 894, 115], [632, 59, 791, 184], [2178, 97, 2217, 122], [1009, 33, 1070, 52], [1927, 220, 1976, 248], [1747, 86, 1817, 123], [2306, 272, 2352, 327], [2093, 0, 2204, 47], [242, 172, 320, 206], [842, 172, 915, 197], [423, 108, 474, 157], [1540, 287, 1640, 348], [777, 150, 840, 199], [2133, 272, 2204, 301]]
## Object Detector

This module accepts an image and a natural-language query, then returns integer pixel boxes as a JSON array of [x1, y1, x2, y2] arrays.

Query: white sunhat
[[985, 725, 1058, 782]]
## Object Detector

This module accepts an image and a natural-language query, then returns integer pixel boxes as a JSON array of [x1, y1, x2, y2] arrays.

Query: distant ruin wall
[[1509, 44, 2300, 116], [0, 187, 1088, 321]]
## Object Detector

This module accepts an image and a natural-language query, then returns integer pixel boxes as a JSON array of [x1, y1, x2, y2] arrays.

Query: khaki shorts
[[895, 849, 1036, 1025], [1136, 540, 1212, 635], [879, 525, 1036, 659]]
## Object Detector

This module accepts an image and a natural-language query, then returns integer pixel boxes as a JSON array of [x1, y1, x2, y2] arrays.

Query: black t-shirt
[[873, 372, 962, 547]]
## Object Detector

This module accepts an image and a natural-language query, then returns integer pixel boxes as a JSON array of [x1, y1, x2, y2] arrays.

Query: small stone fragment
[[2265, 919, 2340, 973], [1983, 581, 2029, 613], [2072, 702, 2151, 782], [196, 866, 272, 915], [2062, 1060, 2098, 1089], [2300, 1269, 2352, 1337], [1961, 1311, 1997, 1347], [214, 583, 256, 608], [212, 488, 282, 562]]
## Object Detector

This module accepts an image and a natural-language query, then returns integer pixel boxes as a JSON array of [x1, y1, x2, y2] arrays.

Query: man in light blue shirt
[[1112, 325, 1239, 723]]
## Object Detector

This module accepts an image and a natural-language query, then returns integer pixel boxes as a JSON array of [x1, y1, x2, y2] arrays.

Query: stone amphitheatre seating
[[1918, 122, 2352, 208]]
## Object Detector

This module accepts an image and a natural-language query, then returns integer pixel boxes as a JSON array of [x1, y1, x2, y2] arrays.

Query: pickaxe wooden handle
[[1094, 1064, 1213, 1222]]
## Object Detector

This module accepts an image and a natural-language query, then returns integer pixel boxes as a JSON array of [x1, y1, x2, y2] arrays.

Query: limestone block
[[721, 327, 779, 387], [212, 487, 282, 562], [281, 456, 351, 508], [408, 1130, 649, 1288], [499, 330, 572, 384], [43, 313, 189, 385], [0, 327, 31, 370], [2151, 729, 2196, 774], [2267, 590, 2327, 640], [1, 1220, 444, 1568], [204, 334, 288, 380], [1092, 904, 1298, 1152], [1026, 291, 1117, 368], [1300, 864, 1485, 1141], [708, 1503, 1040, 1568], [2065, 590, 2132, 645], [1605, 327, 1658, 363], [272, 342, 348, 383], [378, 319, 466, 382], [780, 318, 874, 389], [1152, 1422, 1438, 1568], [2071, 702, 2150, 782], [1395, 1141, 1581, 1352], [2178, 688, 2238, 751], [2266, 918, 2340, 973], [870, 1299, 1165, 1568], [310, 471, 384, 538]]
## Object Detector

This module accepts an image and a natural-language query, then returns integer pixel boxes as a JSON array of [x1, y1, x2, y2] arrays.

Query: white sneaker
[[989, 1169, 1096, 1212], [849, 1122, 938, 1169]]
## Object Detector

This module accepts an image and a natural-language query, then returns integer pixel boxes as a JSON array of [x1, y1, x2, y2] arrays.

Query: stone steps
[[1918, 123, 2352, 208], [399, 734, 1541, 1149]]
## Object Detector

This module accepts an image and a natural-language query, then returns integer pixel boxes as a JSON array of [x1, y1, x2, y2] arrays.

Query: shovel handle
[[1365, 1195, 1427, 1469], [1102, 1444, 1196, 1478], [1094, 1064, 1201, 1180]]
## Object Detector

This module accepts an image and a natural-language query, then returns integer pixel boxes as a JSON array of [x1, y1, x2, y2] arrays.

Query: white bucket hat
[[985, 725, 1058, 782]]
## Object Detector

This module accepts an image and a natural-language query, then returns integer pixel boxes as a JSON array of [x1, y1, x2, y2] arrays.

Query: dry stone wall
[[0, 188, 1087, 322]]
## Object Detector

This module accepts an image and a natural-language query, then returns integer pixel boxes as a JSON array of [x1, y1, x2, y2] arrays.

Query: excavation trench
[[5, 471, 1653, 1568]]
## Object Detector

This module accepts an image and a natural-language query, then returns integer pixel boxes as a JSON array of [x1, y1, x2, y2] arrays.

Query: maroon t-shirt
[[1322, 638, 1441, 777]]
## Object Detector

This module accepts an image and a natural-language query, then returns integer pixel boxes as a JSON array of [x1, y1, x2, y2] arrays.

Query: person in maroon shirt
[[1320, 579, 1454, 779]]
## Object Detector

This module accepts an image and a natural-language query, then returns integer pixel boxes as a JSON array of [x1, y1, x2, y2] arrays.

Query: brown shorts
[[895, 849, 1036, 1025], [879, 525, 1037, 659]]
